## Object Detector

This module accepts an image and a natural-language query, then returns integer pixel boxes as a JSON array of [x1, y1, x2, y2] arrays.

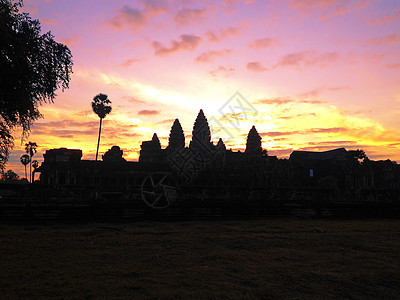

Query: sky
[[6, 0, 400, 178]]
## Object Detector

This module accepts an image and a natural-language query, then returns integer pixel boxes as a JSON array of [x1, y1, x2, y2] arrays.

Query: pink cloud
[[222, 0, 239, 5], [255, 97, 294, 105], [277, 51, 310, 66], [120, 58, 141, 67], [386, 64, 400, 69], [42, 18, 56, 25], [123, 96, 146, 104], [246, 61, 268, 72], [24, 5, 38, 15], [61, 35, 81, 47], [255, 97, 325, 105], [140, 0, 168, 15], [369, 8, 400, 25], [363, 34, 400, 46], [275, 51, 338, 68], [298, 86, 350, 98], [138, 110, 160, 115], [157, 118, 175, 124], [248, 38, 280, 49], [195, 49, 233, 63], [152, 34, 201, 56], [289, 0, 338, 10], [209, 66, 235, 78], [206, 27, 240, 42], [174, 7, 208, 26], [289, 0, 369, 20], [107, 5, 147, 31]]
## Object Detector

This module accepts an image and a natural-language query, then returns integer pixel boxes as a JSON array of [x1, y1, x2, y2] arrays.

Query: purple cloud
[[152, 34, 202, 56]]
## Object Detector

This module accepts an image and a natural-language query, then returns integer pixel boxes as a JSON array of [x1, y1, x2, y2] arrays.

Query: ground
[[0, 219, 399, 299]]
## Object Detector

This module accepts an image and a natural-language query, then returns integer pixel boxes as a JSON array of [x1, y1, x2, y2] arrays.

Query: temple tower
[[189, 109, 213, 154], [167, 118, 185, 153], [139, 133, 162, 163], [245, 125, 262, 156]]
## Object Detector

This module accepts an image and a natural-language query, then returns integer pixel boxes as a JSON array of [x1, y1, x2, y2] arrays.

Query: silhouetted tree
[[1, 169, 18, 181], [20, 154, 30, 180], [245, 125, 262, 156], [102, 146, 125, 162], [167, 119, 185, 153], [0, 123, 13, 172], [348, 149, 368, 163], [262, 149, 268, 157], [91, 93, 112, 161], [25, 141, 37, 183], [0, 0, 73, 170]]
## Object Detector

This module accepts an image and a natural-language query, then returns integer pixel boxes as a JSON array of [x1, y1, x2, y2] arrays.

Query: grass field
[[1, 219, 399, 299]]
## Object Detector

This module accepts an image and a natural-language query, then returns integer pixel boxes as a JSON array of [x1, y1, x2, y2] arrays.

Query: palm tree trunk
[[24, 165, 27, 180], [95, 117, 103, 161], [29, 159, 32, 183]]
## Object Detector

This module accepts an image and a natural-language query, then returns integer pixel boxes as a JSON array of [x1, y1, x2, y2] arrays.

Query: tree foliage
[[102, 146, 125, 163], [1, 169, 18, 181], [348, 149, 368, 163], [20, 153, 29, 179], [92, 93, 112, 119], [0, 0, 73, 168], [25, 141, 37, 182]]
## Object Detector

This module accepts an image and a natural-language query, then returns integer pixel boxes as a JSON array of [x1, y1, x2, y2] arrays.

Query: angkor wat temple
[[36, 109, 400, 206]]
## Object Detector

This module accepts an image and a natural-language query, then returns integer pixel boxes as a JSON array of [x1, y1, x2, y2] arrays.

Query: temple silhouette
[[30, 109, 400, 214]]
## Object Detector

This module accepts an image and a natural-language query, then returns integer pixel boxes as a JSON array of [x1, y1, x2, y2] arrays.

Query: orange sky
[[6, 0, 400, 178]]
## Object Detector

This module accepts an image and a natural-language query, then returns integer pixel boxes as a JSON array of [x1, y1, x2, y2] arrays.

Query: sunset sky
[[7, 0, 400, 177]]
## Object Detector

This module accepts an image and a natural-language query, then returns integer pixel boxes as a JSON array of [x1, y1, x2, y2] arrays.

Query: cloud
[[289, 0, 338, 10], [247, 61, 268, 72], [363, 34, 400, 46], [152, 34, 201, 56], [255, 97, 294, 105], [255, 97, 325, 105], [33, 120, 99, 129], [123, 96, 146, 104], [248, 38, 280, 49], [174, 7, 207, 26], [222, 0, 240, 5], [157, 118, 175, 124], [369, 8, 400, 25], [289, 0, 369, 20], [308, 140, 356, 146], [61, 35, 81, 47], [140, 0, 168, 15], [260, 127, 348, 137], [275, 51, 338, 68], [387, 64, 400, 69], [24, 5, 38, 15], [206, 27, 240, 42], [120, 58, 141, 67], [138, 110, 160, 115], [42, 18, 56, 25], [195, 49, 233, 63], [298, 86, 350, 98], [209, 66, 235, 77], [107, 5, 147, 32]]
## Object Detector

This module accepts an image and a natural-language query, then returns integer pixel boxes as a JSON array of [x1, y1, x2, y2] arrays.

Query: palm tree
[[25, 142, 37, 183], [20, 154, 30, 180], [91, 93, 112, 161]]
